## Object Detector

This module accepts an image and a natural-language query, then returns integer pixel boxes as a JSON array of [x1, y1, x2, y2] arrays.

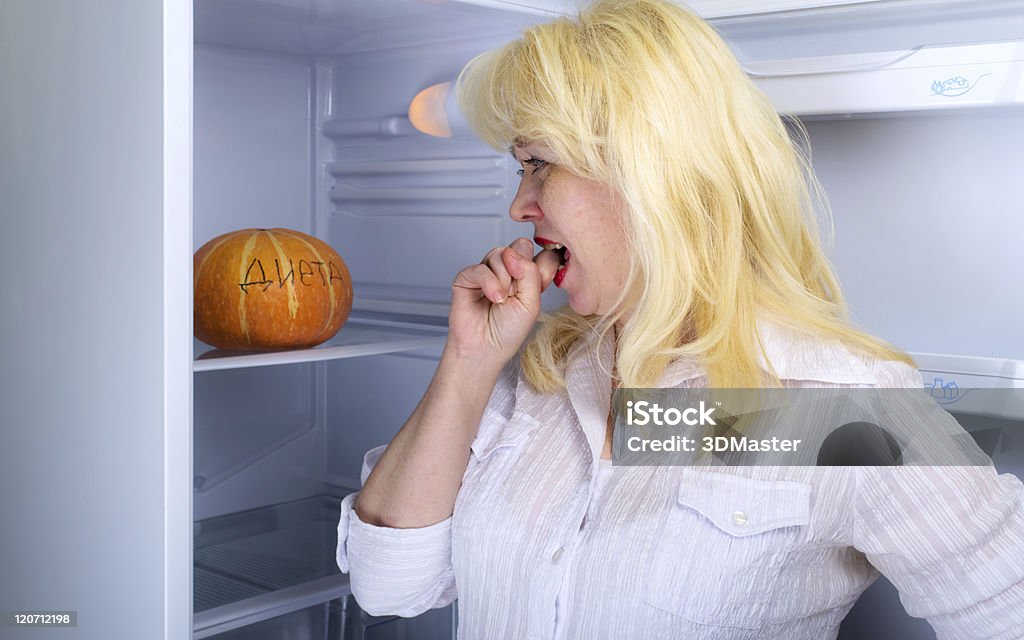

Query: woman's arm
[[354, 345, 506, 528], [335, 353, 516, 618], [353, 236, 556, 527], [852, 464, 1024, 639], [335, 237, 558, 617], [851, 360, 1024, 638]]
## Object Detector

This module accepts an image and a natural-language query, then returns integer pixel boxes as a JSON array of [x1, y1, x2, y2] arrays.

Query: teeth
[[557, 263, 566, 271], [543, 243, 563, 250]]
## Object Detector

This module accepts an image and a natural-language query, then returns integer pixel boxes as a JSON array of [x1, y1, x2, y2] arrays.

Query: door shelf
[[194, 316, 448, 372], [193, 495, 350, 639]]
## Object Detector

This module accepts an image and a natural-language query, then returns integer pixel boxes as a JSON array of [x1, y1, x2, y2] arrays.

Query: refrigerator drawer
[[193, 495, 350, 638], [201, 599, 344, 640]]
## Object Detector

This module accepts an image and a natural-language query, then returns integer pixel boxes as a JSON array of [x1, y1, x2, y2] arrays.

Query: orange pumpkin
[[194, 228, 353, 351]]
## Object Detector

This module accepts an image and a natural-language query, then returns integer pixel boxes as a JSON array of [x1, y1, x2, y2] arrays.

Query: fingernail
[[494, 294, 505, 303]]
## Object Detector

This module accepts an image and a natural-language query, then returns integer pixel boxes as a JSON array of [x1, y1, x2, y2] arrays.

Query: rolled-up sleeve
[[336, 444, 458, 617], [853, 463, 1024, 639]]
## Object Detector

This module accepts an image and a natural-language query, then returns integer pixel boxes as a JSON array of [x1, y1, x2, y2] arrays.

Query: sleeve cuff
[[336, 491, 359, 574], [336, 491, 454, 575]]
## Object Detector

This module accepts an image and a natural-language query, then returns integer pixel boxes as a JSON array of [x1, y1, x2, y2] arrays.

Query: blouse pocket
[[452, 408, 541, 539], [467, 407, 541, 462], [643, 469, 813, 629]]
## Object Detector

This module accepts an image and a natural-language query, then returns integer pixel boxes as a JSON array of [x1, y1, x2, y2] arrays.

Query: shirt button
[[551, 547, 565, 563], [731, 510, 748, 526]]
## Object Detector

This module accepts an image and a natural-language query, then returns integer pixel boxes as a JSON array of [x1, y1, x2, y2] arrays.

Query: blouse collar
[[516, 318, 881, 469]]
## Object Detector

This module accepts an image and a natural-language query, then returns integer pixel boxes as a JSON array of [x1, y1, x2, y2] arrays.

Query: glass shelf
[[193, 495, 350, 639], [194, 316, 448, 372]]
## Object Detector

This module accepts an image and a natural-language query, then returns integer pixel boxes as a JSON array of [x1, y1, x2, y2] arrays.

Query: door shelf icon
[[925, 377, 962, 404]]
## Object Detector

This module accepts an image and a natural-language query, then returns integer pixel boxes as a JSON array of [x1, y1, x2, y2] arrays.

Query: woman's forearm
[[352, 344, 507, 528]]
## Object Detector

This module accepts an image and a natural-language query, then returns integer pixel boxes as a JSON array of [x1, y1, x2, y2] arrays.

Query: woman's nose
[[509, 181, 543, 223]]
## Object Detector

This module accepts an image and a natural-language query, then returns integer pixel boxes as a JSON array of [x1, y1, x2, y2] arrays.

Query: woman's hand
[[357, 237, 557, 529], [447, 237, 561, 366]]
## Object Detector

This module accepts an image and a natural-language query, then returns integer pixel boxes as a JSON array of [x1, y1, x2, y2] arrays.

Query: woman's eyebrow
[[509, 145, 545, 164]]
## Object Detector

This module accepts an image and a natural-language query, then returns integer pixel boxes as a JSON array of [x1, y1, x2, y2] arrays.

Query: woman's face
[[509, 141, 630, 317]]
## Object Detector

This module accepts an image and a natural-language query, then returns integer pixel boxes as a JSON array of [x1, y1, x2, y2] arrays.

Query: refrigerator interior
[[190, 0, 1024, 638]]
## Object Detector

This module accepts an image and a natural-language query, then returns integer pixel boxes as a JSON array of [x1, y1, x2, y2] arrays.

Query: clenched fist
[[447, 237, 561, 366]]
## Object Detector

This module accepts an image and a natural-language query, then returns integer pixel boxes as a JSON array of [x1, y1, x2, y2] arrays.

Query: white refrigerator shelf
[[192, 495, 351, 639], [193, 317, 448, 372]]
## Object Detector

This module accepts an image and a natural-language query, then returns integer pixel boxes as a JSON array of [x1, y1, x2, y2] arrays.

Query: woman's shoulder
[[757, 319, 922, 389]]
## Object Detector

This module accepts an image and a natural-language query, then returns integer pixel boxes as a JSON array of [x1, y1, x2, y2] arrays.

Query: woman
[[336, 0, 1024, 637]]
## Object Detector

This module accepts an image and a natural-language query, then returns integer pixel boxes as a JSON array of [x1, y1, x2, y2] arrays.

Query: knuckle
[[457, 263, 485, 281], [481, 267, 499, 284]]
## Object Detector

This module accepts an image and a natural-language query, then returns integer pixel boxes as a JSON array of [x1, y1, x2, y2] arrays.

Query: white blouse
[[336, 320, 1024, 639]]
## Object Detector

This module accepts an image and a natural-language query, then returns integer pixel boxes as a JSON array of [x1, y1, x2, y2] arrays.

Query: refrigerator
[[1, 0, 1022, 638]]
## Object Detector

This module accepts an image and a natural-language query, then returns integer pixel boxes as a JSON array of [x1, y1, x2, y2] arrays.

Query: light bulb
[[409, 81, 453, 138]]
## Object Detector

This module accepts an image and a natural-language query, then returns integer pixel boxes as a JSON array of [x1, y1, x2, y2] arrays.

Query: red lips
[[553, 261, 568, 287]]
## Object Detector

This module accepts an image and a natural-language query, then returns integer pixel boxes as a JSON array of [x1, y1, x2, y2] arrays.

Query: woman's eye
[[516, 158, 547, 177]]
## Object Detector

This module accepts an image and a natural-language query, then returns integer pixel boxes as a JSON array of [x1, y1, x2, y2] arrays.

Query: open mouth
[[540, 241, 571, 269], [536, 238, 572, 287], [548, 244, 570, 266]]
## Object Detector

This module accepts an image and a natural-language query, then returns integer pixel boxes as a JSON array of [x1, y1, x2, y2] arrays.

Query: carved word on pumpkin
[[240, 257, 348, 293]]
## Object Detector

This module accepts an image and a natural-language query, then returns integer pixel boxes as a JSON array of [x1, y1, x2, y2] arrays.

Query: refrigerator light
[[408, 80, 470, 138], [409, 81, 453, 137]]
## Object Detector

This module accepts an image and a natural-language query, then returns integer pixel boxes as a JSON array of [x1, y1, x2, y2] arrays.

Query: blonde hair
[[455, 0, 915, 391]]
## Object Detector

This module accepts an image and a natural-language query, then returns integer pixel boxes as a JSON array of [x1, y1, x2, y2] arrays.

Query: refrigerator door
[[0, 1, 192, 640]]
